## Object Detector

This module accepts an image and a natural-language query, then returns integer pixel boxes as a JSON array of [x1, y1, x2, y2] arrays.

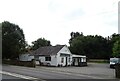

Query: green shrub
[[2, 59, 36, 68], [88, 59, 109, 63]]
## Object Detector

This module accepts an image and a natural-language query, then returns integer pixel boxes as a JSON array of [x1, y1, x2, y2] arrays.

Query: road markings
[[0, 71, 46, 81], [3, 65, 106, 79]]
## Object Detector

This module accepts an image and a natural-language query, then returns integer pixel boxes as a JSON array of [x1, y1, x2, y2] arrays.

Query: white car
[[110, 58, 120, 68]]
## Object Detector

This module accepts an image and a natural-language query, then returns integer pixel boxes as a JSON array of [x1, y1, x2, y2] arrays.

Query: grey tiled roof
[[31, 45, 65, 56]]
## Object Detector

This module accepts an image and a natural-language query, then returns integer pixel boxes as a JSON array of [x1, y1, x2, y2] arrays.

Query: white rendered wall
[[19, 54, 34, 61], [39, 55, 57, 66], [57, 46, 72, 66]]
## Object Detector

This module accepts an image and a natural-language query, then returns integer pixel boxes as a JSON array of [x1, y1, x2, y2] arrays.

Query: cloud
[[0, 0, 119, 45], [64, 8, 85, 20]]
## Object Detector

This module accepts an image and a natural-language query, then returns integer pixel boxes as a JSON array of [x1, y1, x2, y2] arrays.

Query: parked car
[[110, 58, 120, 68]]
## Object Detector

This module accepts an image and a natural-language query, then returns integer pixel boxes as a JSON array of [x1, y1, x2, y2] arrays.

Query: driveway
[[36, 63, 115, 79]]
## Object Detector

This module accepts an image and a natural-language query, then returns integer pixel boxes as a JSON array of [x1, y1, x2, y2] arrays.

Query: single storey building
[[19, 45, 87, 67]]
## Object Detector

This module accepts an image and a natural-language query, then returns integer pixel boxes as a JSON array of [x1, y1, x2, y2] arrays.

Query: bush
[[2, 59, 36, 68], [88, 59, 109, 63]]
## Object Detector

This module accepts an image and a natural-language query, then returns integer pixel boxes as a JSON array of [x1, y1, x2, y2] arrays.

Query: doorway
[[66, 57, 68, 66]]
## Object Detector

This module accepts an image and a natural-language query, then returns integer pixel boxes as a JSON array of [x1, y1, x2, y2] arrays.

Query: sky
[[0, 0, 119, 46]]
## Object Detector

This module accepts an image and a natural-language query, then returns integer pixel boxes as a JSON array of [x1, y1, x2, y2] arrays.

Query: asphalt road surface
[[37, 63, 115, 79], [2, 74, 21, 79], [2, 64, 120, 81], [2, 74, 31, 81], [2, 64, 92, 79]]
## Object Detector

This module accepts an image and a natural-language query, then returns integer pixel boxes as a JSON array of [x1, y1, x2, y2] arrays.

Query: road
[[2, 74, 32, 81], [2, 64, 119, 81], [2, 64, 93, 79], [38, 63, 115, 79], [2, 74, 21, 79]]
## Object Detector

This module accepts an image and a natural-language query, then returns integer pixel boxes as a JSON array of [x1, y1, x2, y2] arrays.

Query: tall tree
[[31, 38, 51, 50], [112, 40, 120, 57], [108, 33, 120, 57], [69, 32, 83, 45], [69, 32, 111, 59], [2, 21, 26, 59]]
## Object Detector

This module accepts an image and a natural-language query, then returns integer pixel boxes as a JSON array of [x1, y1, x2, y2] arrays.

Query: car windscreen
[[110, 59, 118, 63]]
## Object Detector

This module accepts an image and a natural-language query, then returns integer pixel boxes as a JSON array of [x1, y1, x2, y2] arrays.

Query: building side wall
[[39, 55, 57, 66], [57, 46, 72, 66], [19, 54, 34, 61]]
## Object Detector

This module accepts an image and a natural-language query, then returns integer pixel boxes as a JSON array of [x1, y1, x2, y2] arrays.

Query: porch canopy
[[72, 54, 86, 58], [72, 54, 87, 66], [60, 53, 71, 57]]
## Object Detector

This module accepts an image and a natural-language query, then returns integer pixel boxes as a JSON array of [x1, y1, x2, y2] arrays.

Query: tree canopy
[[2, 21, 120, 60], [69, 32, 120, 59], [112, 39, 120, 57], [31, 38, 51, 50], [2, 21, 26, 59]]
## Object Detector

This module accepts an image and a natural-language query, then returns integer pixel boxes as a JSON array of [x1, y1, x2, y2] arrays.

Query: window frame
[[45, 56, 51, 61], [61, 57, 64, 63]]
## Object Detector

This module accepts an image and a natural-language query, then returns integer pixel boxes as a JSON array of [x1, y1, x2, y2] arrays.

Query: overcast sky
[[0, 0, 119, 46]]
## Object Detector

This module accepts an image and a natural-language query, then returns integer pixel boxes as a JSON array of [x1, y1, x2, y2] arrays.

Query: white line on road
[[3, 65, 106, 79], [0, 71, 46, 81]]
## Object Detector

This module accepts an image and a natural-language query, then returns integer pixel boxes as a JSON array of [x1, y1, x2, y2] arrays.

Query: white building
[[19, 54, 34, 61], [19, 45, 87, 67]]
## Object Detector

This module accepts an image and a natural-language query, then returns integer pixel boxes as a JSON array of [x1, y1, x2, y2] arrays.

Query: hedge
[[2, 59, 36, 68]]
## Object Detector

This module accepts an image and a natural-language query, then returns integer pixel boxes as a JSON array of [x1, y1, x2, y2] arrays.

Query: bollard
[[115, 63, 120, 78]]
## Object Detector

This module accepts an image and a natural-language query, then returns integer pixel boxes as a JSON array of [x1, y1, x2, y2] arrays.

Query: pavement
[[2, 75, 32, 81], [2, 64, 96, 79], [2, 74, 22, 79], [1, 71, 38, 80], [36, 63, 115, 79], [1, 63, 119, 80]]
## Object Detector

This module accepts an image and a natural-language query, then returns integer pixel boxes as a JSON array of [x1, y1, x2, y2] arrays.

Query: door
[[75, 58, 78, 66], [72, 58, 75, 66], [66, 57, 68, 66]]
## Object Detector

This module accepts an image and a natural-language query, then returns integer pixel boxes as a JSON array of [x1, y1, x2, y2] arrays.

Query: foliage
[[2, 21, 27, 59], [2, 20, 120, 60], [112, 40, 120, 57], [31, 38, 51, 50], [69, 32, 120, 59], [107, 33, 120, 57], [2, 59, 36, 67]]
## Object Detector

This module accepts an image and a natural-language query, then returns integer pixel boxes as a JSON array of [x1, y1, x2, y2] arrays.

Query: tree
[[108, 33, 120, 57], [112, 40, 120, 57], [69, 36, 86, 55], [69, 32, 111, 59], [2, 21, 26, 59], [69, 32, 83, 45], [31, 38, 51, 50]]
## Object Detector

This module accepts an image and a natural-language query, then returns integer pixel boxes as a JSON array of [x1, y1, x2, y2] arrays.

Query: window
[[45, 57, 51, 61], [81, 58, 84, 62], [83, 58, 86, 62], [61, 57, 64, 63], [81, 58, 86, 62], [35, 55, 39, 61], [69, 57, 70, 62]]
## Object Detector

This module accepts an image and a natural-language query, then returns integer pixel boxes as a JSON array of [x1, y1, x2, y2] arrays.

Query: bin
[[115, 63, 120, 78]]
